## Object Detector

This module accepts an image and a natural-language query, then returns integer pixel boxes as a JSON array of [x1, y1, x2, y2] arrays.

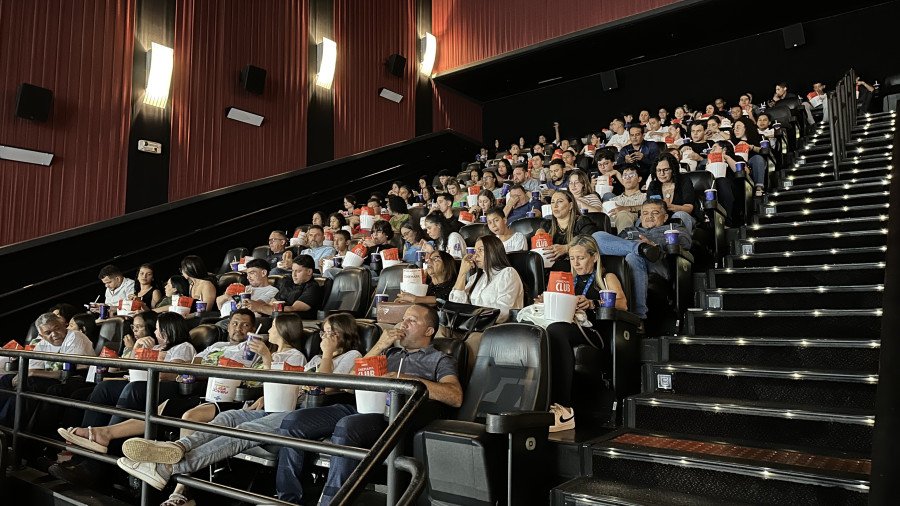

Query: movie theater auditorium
[[0, 1, 898, 505]]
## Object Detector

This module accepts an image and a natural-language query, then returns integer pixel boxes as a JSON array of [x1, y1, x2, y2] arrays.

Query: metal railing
[[828, 69, 859, 180], [0, 350, 429, 506]]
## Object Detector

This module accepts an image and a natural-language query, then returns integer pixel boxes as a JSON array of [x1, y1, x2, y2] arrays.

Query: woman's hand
[[459, 253, 476, 275], [320, 331, 338, 357], [135, 336, 156, 349], [123, 333, 135, 350], [544, 244, 568, 261], [534, 294, 544, 304], [279, 250, 293, 269], [575, 295, 594, 311], [249, 338, 272, 366], [248, 396, 265, 410], [394, 292, 417, 304]]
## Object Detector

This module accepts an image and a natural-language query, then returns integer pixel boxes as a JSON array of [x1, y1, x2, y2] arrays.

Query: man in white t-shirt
[[217, 259, 278, 315], [99, 265, 135, 307], [606, 118, 630, 149], [197, 310, 257, 366]]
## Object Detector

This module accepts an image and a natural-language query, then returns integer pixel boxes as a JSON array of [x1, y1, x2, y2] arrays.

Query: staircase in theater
[[553, 109, 895, 505]]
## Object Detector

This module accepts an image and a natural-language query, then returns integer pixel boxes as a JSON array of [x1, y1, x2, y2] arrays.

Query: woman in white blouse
[[485, 207, 527, 253], [449, 235, 524, 323]]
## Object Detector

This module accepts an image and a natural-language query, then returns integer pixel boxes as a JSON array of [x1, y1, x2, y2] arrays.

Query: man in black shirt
[[682, 122, 713, 169], [249, 254, 322, 320]]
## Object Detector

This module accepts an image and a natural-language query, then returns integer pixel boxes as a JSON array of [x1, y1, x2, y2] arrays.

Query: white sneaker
[[549, 403, 575, 432], [117, 457, 168, 491]]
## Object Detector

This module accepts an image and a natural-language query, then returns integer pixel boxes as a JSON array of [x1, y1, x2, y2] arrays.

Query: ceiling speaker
[[16, 83, 53, 122], [240, 65, 267, 95]]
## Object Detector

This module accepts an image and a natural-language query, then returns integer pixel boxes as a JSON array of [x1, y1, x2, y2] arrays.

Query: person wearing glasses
[[646, 153, 698, 233], [592, 200, 691, 322], [605, 164, 647, 232], [265, 230, 291, 274]]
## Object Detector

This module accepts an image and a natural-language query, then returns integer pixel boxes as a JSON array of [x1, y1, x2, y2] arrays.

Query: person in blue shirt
[[503, 184, 539, 225], [615, 125, 659, 181]]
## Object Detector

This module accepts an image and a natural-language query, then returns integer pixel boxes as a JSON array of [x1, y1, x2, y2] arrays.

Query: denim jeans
[[592, 231, 669, 319], [747, 154, 767, 187], [671, 211, 695, 235], [109, 380, 181, 425], [172, 408, 290, 475], [276, 404, 386, 505], [81, 380, 129, 427]]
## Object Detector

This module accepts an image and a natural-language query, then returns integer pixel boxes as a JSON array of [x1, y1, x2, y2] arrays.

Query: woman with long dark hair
[[423, 213, 466, 259], [647, 152, 698, 232], [540, 190, 598, 272], [131, 263, 162, 309], [449, 235, 524, 323], [179, 256, 216, 308]]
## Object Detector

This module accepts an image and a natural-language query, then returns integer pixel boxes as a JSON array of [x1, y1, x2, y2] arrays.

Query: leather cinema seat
[[459, 223, 491, 247]]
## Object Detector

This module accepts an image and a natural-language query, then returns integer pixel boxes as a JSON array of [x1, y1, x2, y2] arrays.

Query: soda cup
[[99, 304, 110, 320], [244, 333, 267, 362], [531, 191, 541, 201], [501, 183, 510, 197], [274, 301, 284, 312], [230, 261, 240, 272], [526, 210, 536, 218], [466, 247, 476, 256], [599, 290, 617, 309], [333, 256, 344, 268], [760, 139, 770, 149], [734, 161, 746, 174], [704, 188, 718, 201], [479, 215, 487, 223], [664, 229, 680, 245], [195, 301, 208, 313], [60, 362, 74, 383], [374, 294, 389, 307]]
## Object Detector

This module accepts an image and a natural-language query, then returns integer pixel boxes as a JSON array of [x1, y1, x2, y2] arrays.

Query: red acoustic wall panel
[[332, 0, 417, 158], [431, 0, 678, 73], [433, 83, 482, 143], [0, 0, 134, 247], [169, 0, 308, 202]]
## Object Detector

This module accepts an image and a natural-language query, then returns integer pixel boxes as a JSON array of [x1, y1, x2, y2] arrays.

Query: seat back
[[218, 247, 249, 274], [367, 264, 408, 317], [433, 337, 469, 389], [357, 322, 381, 354], [407, 206, 428, 226], [506, 251, 545, 306], [509, 217, 545, 244], [459, 224, 491, 247], [600, 255, 634, 312], [456, 323, 550, 422], [583, 212, 611, 233], [684, 170, 713, 195], [302, 329, 322, 362], [314, 276, 333, 308], [251, 245, 271, 260], [216, 271, 248, 294], [320, 268, 371, 318], [97, 318, 126, 355], [189, 324, 226, 353]]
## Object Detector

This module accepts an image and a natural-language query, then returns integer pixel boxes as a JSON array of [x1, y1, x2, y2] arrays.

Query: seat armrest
[[485, 411, 554, 434], [702, 200, 727, 217], [665, 245, 694, 263], [594, 308, 642, 326]]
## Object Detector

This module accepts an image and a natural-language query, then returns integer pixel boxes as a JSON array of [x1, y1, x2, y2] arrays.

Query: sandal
[[161, 493, 195, 506], [57, 426, 108, 454], [755, 186, 765, 197]]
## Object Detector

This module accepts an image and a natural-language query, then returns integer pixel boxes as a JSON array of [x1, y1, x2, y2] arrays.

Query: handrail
[[829, 69, 860, 180], [0, 350, 430, 506]]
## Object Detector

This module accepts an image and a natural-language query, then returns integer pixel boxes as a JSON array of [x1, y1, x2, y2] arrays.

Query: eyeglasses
[[622, 173, 638, 180]]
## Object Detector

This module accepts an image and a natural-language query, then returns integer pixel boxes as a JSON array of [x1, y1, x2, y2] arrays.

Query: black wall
[[484, 3, 900, 145]]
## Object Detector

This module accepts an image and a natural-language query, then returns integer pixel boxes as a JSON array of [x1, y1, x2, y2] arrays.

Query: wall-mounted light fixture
[[419, 32, 436, 75], [226, 107, 264, 127], [144, 42, 174, 108], [315, 38, 337, 89], [0, 145, 54, 166]]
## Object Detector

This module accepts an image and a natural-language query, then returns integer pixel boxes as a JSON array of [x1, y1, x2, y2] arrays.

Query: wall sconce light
[[226, 107, 264, 127], [144, 42, 174, 108], [315, 38, 337, 89], [419, 32, 436, 75]]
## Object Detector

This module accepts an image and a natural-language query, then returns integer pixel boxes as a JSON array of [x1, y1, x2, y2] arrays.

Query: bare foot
[[72, 426, 111, 447]]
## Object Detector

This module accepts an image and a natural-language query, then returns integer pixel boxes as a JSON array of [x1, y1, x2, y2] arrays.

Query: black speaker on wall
[[240, 65, 267, 95], [386, 54, 406, 78], [15, 83, 53, 122], [782, 23, 805, 49], [600, 70, 618, 91]]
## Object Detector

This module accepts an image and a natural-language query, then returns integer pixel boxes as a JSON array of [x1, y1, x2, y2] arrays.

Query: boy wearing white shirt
[[99, 264, 135, 307]]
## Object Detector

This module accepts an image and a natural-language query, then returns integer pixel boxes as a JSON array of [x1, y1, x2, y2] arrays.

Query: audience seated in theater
[[179, 256, 216, 309], [546, 158, 570, 193], [265, 230, 290, 274], [119, 311, 157, 363], [672, 106, 686, 125], [480, 169, 502, 199], [529, 152, 545, 179], [154, 275, 190, 313], [682, 122, 713, 169], [116, 305, 457, 506], [768, 81, 815, 125], [434, 193, 462, 232], [542, 235, 627, 432], [579, 133, 602, 158], [300, 225, 337, 272], [593, 200, 691, 322], [419, 185, 436, 207], [445, 178, 467, 208], [216, 258, 278, 314], [398, 222, 425, 264], [606, 118, 629, 149], [386, 196, 410, 233], [504, 184, 540, 225], [561, 149, 577, 171], [705, 115, 729, 142], [615, 125, 659, 180], [52, 312, 308, 491], [731, 117, 769, 195], [0, 311, 94, 393], [757, 113, 776, 143], [666, 123, 688, 148], [540, 190, 599, 272], [467, 167, 481, 187], [594, 150, 623, 200], [568, 169, 603, 213], [98, 264, 135, 307], [470, 190, 496, 221], [396, 250, 458, 305], [423, 213, 466, 259], [495, 158, 512, 182], [450, 235, 524, 323], [738, 93, 759, 120], [250, 255, 322, 320], [361, 220, 396, 263], [327, 212, 347, 235], [646, 153, 698, 233], [644, 117, 666, 143], [486, 207, 527, 253], [511, 163, 540, 193], [607, 165, 647, 232], [129, 263, 162, 310], [340, 194, 357, 217], [658, 107, 670, 126]]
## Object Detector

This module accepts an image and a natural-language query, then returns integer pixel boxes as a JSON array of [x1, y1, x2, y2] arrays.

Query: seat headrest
[[190, 324, 225, 353], [357, 322, 381, 354]]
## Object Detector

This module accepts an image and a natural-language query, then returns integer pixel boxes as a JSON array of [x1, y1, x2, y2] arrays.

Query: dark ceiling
[[433, 0, 893, 103]]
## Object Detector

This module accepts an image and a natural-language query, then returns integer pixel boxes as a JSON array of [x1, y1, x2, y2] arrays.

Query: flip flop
[[57, 427, 108, 454]]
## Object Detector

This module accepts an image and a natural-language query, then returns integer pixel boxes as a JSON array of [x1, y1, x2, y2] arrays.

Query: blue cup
[[374, 294, 389, 307], [704, 189, 717, 201], [664, 229, 679, 245], [479, 215, 487, 223], [333, 256, 343, 268], [526, 210, 536, 218], [99, 304, 110, 319], [760, 139, 770, 149], [735, 161, 746, 174], [599, 290, 617, 308]]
